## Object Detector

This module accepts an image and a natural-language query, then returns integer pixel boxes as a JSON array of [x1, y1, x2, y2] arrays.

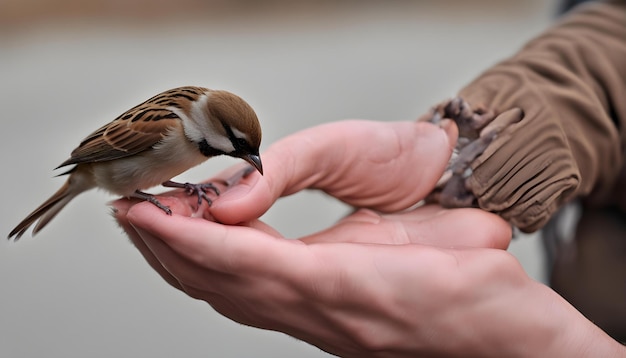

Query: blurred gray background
[[1, 1, 559, 357]]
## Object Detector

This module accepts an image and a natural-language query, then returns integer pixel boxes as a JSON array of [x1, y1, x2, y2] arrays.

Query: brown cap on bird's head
[[205, 90, 263, 174]]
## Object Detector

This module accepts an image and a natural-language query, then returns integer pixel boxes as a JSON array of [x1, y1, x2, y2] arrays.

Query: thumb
[[211, 120, 458, 224]]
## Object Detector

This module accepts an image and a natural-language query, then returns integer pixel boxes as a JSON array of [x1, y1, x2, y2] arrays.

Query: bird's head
[[182, 89, 263, 175]]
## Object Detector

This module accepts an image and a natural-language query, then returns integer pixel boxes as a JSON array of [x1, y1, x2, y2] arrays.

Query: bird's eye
[[236, 138, 248, 148]]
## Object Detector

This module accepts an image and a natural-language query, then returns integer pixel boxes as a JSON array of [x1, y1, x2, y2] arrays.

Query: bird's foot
[[421, 97, 499, 208], [423, 99, 525, 209], [429, 131, 498, 207], [426, 96, 496, 144], [132, 190, 173, 215], [162, 180, 220, 207]]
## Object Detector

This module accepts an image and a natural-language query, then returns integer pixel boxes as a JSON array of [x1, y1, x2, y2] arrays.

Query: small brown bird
[[8, 86, 263, 240]]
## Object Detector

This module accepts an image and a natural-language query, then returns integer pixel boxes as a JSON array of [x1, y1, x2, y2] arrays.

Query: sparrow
[[8, 86, 263, 240]]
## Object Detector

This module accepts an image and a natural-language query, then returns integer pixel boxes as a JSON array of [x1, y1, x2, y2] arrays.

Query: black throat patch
[[198, 139, 225, 157]]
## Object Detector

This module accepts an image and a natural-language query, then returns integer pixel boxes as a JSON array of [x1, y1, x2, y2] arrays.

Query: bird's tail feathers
[[8, 170, 94, 240]]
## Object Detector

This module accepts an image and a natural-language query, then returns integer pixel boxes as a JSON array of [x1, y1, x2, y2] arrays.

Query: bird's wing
[[57, 106, 181, 168]]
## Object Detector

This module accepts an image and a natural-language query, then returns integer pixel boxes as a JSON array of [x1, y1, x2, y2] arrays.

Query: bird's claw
[[427, 96, 495, 142], [181, 182, 220, 206], [133, 190, 173, 215], [152, 200, 173, 215], [160, 165, 258, 210], [161, 180, 220, 207], [423, 97, 499, 208]]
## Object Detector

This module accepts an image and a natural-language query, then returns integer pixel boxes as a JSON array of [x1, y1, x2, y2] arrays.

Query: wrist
[[537, 284, 625, 357], [451, 258, 625, 358]]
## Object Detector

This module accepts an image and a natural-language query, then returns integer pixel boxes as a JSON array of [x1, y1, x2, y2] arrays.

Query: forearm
[[532, 282, 626, 357], [434, 1, 626, 231], [431, 252, 626, 357], [462, 0, 626, 193]]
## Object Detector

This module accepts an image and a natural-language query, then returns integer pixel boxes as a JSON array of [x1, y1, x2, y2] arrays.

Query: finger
[[126, 201, 307, 279], [110, 198, 184, 290], [124, 198, 245, 294], [212, 120, 455, 224], [131, 223, 230, 294], [299, 206, 445, 245], [316, 121, 455, 211], [210, 123, 325, 223], [399, 207, 512, 249], [301, 206, 511, 249], [208, 165, 272, 224]]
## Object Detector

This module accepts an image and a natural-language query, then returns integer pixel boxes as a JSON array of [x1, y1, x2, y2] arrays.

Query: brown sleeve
[[453, 1, 626, 232]]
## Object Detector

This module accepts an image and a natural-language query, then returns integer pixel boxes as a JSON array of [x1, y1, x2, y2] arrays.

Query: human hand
[[112, 119, 623, 357], [113, 198, 623, 357], [114, 193, 512, 356], [207, 120, 458, 225]]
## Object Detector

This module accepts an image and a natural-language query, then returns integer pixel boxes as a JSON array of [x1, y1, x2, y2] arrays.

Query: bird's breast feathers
[[91, 127, 208, 196]]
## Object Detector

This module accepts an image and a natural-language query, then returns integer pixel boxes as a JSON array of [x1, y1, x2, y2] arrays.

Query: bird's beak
[[244, 154, 263, 175]]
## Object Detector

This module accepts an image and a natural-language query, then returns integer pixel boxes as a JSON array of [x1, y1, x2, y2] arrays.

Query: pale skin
[[113, 120, 625, 357]]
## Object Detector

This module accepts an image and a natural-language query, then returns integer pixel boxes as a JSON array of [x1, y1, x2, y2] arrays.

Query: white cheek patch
[[205, 131, 235, 153], [169, 94, 236, 154]]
